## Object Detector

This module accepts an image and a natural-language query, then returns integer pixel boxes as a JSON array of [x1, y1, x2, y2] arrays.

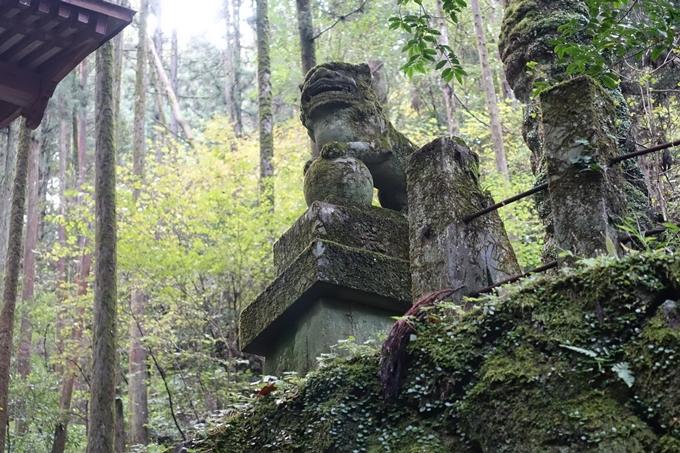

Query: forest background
[[0, 0, 678, 451]]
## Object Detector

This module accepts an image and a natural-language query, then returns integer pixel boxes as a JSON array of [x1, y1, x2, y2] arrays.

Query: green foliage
[[388, 0, 467, 82], [551, 0, 680, 87]]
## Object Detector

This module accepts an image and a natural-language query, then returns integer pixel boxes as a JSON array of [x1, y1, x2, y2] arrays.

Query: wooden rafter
[[0, 0, 135, 129]]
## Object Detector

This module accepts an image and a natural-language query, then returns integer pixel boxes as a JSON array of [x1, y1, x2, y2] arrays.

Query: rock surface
[[192, 247, 680, 452]]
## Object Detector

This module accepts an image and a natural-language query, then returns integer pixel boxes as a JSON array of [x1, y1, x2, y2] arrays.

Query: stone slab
[[264, 298, 396, 376], [273, 200, 409, 274], [406, 137, 521, 301], [240, 239, 411, 356]]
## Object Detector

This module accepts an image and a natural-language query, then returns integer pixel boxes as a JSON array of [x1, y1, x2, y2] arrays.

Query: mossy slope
[[191, 249, 680, 452]]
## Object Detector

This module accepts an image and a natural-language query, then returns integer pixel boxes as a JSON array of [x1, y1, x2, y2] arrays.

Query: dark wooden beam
[[0, 60, 40, 107]]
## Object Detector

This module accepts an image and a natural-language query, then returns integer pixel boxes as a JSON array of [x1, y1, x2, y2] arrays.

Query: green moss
[[198, 248, 680, 452]]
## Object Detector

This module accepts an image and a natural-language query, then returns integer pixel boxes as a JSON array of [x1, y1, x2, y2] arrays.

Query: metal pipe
[[467, 260, 558, 298], [463, 182, 548, 223], [610, 139, 680, 164]]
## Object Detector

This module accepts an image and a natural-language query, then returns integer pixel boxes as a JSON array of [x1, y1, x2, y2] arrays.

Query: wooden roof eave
[[0, 0, 135, 130]]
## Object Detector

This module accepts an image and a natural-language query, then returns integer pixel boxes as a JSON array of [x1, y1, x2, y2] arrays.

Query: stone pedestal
[[540, 76, 627, 261], [239, 201, 411, 376], [406, 137, 521, 302]]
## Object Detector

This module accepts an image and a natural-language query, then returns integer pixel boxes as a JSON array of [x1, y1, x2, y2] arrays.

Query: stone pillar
[[406, 137, 521, 302], [239, 201, 411, 376], [540, 76, 627, 260]]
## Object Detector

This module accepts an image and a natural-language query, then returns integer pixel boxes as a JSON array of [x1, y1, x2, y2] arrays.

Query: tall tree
[[295, 0, 319, 156], [55, 118, 68, 371], [170, 29, 179, 136], [87, 37, 118, 453], [52, 72, 94, 453], [470, 0, 509, 180], [256, 0, 274, 208], [16, 125, 41, 386], [224, 0, 244, 135], [435, 0, 459, 136], [0, 124, 17, 295], [296, 0, 316, 75], [0, 120, 31, 450], [129, 0, 150, 446]]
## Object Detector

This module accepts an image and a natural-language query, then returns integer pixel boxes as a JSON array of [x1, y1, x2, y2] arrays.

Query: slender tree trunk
[[130, 3, 149, 442], [128, 292, 148, 446], [435, 0, 459, 136], [224, 0, 236, 125], [0, 123, 18, 296], [296, 0, 316, 75], [133, 0, 148, 201], [148, 36, 193, 145], [256, 0, 274, 209], [87, 38, 118, 453], [232, 0, 243, 135], [470, 0, 509, 180], [78, 62, 88, 180], [55, 118, 68, 369], [16, 125, 41, 388], [0, 120, 31, 451], [114, 338, 126, 453], [295, 0, 319, 157], [170, 30, 179, 136]]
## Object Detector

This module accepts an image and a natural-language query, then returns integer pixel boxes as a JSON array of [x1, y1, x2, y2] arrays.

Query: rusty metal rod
[[610, 139, 680, 164], [467, 225, 673, 298], [464, 139, 679, 223], [620, 226, 668, 242], [467, 260, 558, 297], [463, 183, 548, 223]]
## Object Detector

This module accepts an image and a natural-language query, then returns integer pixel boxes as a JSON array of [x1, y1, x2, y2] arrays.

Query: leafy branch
[[388, 0, 468, 83]]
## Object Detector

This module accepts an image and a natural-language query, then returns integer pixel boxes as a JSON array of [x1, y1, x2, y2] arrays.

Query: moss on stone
[[273, 201, 408, 273], [193, 241, 680, 452]]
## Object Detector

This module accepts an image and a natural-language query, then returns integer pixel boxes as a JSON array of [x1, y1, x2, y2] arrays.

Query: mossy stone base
[[239, 239, 411, 369], [541, 76, 627, 260], [273, 200, 408, 274], [264, 298, 397, 376], [406, 137, 521, 301]]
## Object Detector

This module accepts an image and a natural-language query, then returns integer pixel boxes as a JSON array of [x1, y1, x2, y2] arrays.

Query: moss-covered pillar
[[406, 137, 521, 302], [541, 76, 627, 260]]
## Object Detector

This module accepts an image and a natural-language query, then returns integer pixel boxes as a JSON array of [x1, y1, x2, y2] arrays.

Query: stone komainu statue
[[300, 62, 416, 212]]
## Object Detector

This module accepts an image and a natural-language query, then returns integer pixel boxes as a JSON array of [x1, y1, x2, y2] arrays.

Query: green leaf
[[600, 73, 619, 89], [611, 362, 635, 388], [560, 344, 598, 358]]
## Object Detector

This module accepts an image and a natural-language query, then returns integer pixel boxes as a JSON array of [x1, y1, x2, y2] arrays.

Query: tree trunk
[[0, 123, 18, 296], [0, 120, 31, 450], [55, 118, 68, 369], [256, 0, 274, 209], [86, 38, 118, 453], [295, 0, 319, 157], [16, 125, 41, 385], [224, 0, 236, 125], [151, 0, 165, 159], [129, 292, 148, 446], [78, 62, 88, 182], [296, 0, 316, 76], [133, 0, 148, 201], [130, 6, 149, 439], [148, 35, 193, 145], [170, 29, 179, 136], [470, 0, 509, 180], [435, 0, 460, 136], [232, 0, 243, 135]]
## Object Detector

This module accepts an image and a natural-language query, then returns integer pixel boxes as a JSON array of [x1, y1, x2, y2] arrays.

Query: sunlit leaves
[[389, 0, 467, 83]]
